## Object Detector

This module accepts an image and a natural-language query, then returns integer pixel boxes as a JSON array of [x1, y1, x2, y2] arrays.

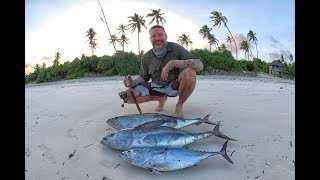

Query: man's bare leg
[[126, 89, 167, 112], [174, 67, 197, 118]]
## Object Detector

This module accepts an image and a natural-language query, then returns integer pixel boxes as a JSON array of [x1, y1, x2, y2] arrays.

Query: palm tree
[[218, 43, 227, 51], [289, 53, 293, 63], [247, 30, 258, 58], [109, 34, 118, 48], [177, 33, 193, 50], [210, 10, 238, 60], [42, 62, 46, 69], [53, 51, 61, 65], [119, 34, 130, 51], [280, 54, 286, 63], [97, 0, 117, 52], [146, 9, 166, 25], [127, 13, 147, 54], [117, 24, 128, 36], [208, 33, 219, 51], [240, 40, 251, 61], [199, 25, 213, 51], [226, 35, 233, 52], [85, 28, 98, 56]]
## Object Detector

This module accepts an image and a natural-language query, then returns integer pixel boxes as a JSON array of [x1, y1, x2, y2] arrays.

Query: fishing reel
[[118, 91, 128, 108]]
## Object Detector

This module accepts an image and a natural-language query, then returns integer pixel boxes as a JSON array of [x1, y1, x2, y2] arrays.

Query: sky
[[25, 0, 295, 74]]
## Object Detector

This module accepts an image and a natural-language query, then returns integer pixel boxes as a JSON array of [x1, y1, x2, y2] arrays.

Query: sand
[[25, 74, 295, 180]]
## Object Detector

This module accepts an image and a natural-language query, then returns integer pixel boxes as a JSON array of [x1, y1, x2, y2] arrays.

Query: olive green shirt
[[139, 42, 195, 86]]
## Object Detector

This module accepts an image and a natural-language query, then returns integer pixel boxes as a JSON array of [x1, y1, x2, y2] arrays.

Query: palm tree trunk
[[226, 26, 238, 60], [138, 32, 140, 54], [97, 0, 117, 53]]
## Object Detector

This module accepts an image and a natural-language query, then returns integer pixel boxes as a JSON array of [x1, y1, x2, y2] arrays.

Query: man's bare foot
[[155, 95, 167, 112], [173, 103, 183, 118]]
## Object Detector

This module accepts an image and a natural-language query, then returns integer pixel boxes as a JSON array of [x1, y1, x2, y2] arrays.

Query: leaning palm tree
[[226, 35, 233, 53], [146, 8, 166, 25], [208, 33, 219, 51], [177, 33, 193, 50], [127, 13, 147, 54], [210, 10, 238, 60], [85, 28, 98, 56], [97, 0, 117, 52], [53, 51, 61, 65], [240, 40, 251, 61], [247, 30, 258, 58], [119, 34, 130, 51]]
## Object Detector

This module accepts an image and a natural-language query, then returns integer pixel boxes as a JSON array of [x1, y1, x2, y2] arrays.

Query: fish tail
[[218, 140, 233, 164], [195, 114, 219, 126], [212, 121, 237, 141]]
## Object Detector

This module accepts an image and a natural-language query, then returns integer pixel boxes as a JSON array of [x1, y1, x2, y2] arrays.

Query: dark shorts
[[134, 80, 179, 97]]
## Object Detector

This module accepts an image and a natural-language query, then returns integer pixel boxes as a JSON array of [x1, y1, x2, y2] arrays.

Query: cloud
[[41, 56, 52, 62], [270, 36, 283, 48]]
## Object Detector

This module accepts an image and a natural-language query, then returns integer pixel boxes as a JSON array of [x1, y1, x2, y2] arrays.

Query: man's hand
[[161, 68, 169, 81], [124, 75, 133, 87]]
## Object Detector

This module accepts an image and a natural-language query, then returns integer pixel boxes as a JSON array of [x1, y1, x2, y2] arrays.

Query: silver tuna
[[119, 140, 233, 174], [107, 113, 218, 130], [100, 122, 237, 150]]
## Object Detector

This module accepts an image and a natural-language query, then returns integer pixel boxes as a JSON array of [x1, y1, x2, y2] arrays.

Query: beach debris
[[86, 174, 89, 177], [265, 161, 270, 166], [230, 149, 236, 156], [62, 177, 66, 179], [83, 144, 93, 149], [107, 113, 219, 130], [115, 164, 120, 169], [119, 140, 233, 174], [290, 141, 292, 148], [255, 175, 260, 179], [57, 171, 59, 174], [100, 122, 236, 150], [68, 150, 76, 160]]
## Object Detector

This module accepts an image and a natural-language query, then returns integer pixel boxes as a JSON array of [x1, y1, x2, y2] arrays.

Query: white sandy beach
[[25, 74, 295, 180]]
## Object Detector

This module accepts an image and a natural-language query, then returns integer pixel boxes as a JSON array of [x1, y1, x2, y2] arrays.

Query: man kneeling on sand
[[120, 25, 203, 118]]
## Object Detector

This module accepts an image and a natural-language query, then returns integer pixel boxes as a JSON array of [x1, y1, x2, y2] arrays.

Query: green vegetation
[[25, 49, 295, 85]]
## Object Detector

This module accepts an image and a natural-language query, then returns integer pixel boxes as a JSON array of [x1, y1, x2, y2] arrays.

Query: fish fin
[[148, 168, 161, 174], [212, 121, 237, 141], [203, 114, 221, 126], [218, 140, 234, 164]]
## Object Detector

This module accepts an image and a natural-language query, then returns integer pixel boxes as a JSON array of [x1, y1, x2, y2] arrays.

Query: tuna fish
[[107, 113, 218, 130], [119, 140, 233, 174], [100, 121, 237, 150]]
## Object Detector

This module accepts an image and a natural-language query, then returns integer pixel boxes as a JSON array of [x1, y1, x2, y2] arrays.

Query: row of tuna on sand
[[100, 113, 237, 174]]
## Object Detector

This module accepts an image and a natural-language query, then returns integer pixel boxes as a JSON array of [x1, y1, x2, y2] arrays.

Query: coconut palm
[[199, 25, 212, 50], [117, 24, 128, 36], [146, 8, 166, 25], [210, 10, 238, 60], [226, 35, 233, 52], [85, 28, 98, 56], [289, 53, 293, 63], [119, 34, 130, 51], [53, 51, 61, 65], [97, 0, 117, 52], [208, 33, 219, 51], [177, 33, 193, 50], [247, 30, 258, 58], [109, 34, 118, 47], [42, 62, 46, 69], [127, 13, 147, 54], [240, 40, 251, 61], [218, 43, 227, 51], [199, 25, 212, 39]]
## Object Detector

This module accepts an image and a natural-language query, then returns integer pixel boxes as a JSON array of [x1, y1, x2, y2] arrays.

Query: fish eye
[[110, 133, 115, 137]]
